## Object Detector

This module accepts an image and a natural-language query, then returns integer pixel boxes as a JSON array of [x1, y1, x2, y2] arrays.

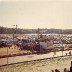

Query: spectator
[[51, 70, 54, 72], [70, 61, 72, 72], [64, 68, 68, 72], [55, 69, 60, 72], [69, 51, 71, 55]]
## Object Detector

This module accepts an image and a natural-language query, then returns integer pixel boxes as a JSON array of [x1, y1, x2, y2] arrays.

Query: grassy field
[[0, 45, 32, 56], [0, 56, 72, 72]]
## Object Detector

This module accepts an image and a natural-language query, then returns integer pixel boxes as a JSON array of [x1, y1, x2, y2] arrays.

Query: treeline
[[0, 26, 72, 34]]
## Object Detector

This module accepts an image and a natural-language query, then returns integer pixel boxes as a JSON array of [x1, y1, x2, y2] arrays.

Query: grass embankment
[[0, 45, 32, 58]]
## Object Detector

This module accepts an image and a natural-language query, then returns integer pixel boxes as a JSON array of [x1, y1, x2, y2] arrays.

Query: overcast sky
[[0, 0, 72, 29]]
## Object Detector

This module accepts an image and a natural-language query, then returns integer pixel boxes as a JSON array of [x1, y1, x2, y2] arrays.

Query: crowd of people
[[51, 61, 72, 72]]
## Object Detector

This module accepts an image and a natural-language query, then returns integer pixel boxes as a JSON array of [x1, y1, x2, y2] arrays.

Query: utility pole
[[38, 28, 40, 40], [61, 30, 64, 56], [13, 24, 18, 48], [13, 24, 18, 43], [38, 28, 41, 53], [16, 24, 18, 34], [7, 25, 17, 65], [13, 25, 15, 45], [7, 45, 8, 65]]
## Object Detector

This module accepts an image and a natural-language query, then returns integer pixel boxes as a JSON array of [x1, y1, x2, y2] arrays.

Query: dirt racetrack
[[0, 56, 72, 72]]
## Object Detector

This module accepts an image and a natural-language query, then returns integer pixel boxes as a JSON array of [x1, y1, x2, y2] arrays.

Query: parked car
[[53, 44, 64, 48]]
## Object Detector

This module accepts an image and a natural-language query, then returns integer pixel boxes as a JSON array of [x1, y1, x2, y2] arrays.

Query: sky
[[0, 0, 72, 29]]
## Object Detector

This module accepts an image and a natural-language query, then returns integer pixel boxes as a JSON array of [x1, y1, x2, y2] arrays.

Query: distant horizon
[[1, 25, 72, 30]]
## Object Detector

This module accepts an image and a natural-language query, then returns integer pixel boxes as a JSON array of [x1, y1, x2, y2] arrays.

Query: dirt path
[[0, 50, 72, 66]]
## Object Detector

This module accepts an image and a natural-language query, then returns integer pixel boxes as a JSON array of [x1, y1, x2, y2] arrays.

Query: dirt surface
[[0, 56, 72, 72], [0, 50, 72, 66]]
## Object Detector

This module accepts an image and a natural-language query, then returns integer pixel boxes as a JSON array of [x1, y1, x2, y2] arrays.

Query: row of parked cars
[[0, 36, 72, 51], [0, 40, 12, 48], [0, 37, 15, 48]]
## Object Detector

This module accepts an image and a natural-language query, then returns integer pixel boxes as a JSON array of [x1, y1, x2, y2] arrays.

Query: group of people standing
[[51, 61, 72, 72]]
